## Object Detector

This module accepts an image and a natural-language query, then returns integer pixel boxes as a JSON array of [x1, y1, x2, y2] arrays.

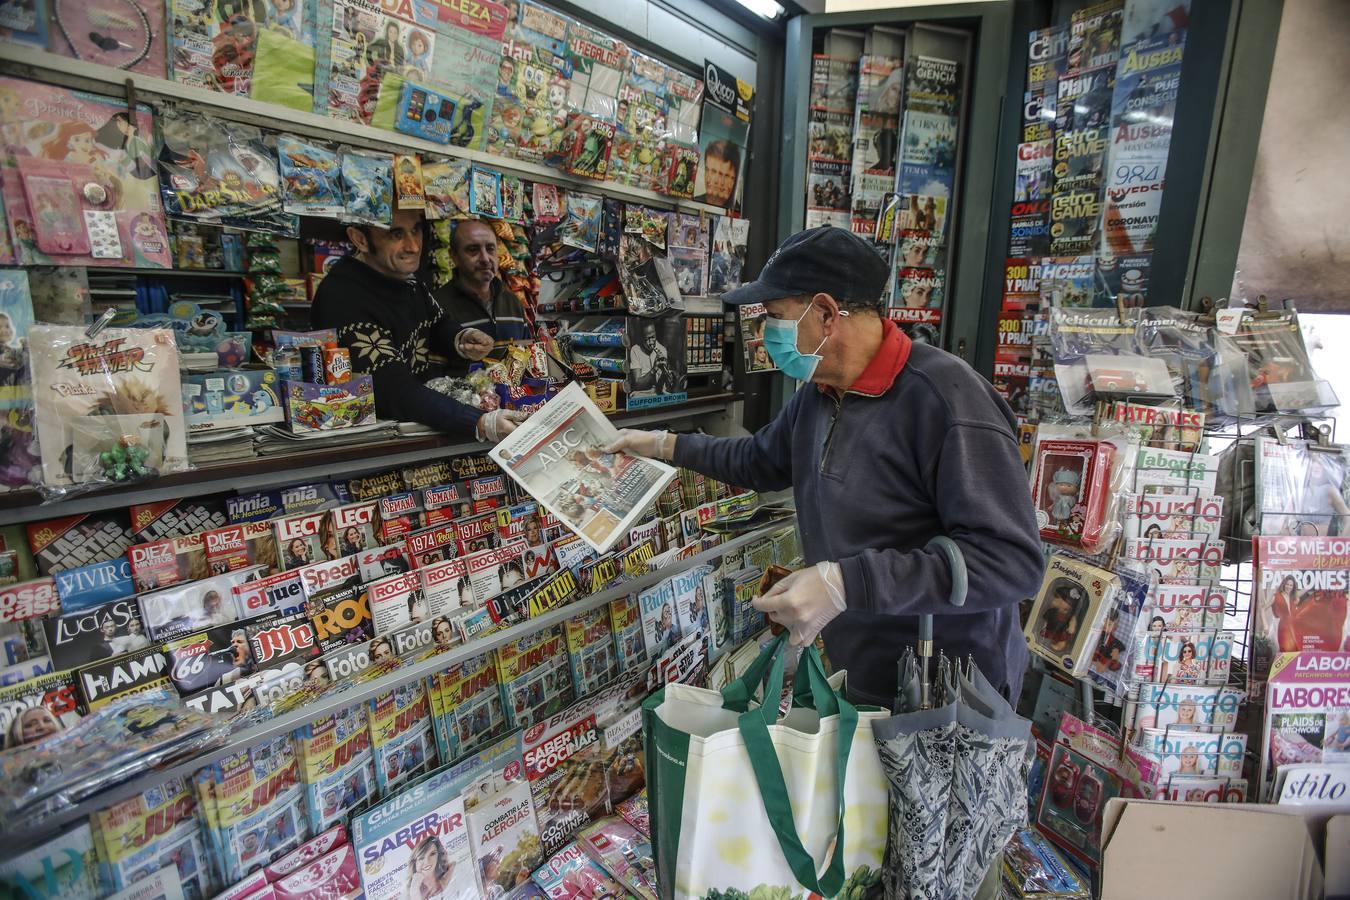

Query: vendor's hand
[[753, 562, 847, 647], [478, 408, 528, 442], [603, 429, 675, 461], [454, 328, 494, 361]]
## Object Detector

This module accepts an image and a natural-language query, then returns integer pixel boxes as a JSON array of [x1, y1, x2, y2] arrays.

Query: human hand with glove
[[603, 429, 676, 461], [477, 408, 528, 442], [752, 562, 846, 647]]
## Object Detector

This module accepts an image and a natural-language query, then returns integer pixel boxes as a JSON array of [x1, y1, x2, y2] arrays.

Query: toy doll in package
[[340, 150, 393, 227], [26, 325, 187, 487], [1030, 438, 1116, 550], [0, 78, 170, 268]]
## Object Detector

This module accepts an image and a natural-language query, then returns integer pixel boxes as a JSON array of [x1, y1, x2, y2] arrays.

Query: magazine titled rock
[[492, 382, 677, 554], [364, 571, 425, 636], [204, 521, 280, 575], [327, 500, 380, 558], [1260, 650, 1350, 800], [352, 757, 477, 900], [466, 540, 531, 605], [234, 569, 307, 618], [274, 511, 329, 571], [419, 557, 474, 619], [137, 565, 263, 641], [356, 543, 416, 583]]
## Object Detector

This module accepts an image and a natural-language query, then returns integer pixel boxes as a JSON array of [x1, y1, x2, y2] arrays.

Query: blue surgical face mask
[[763, 302, 838, 381]]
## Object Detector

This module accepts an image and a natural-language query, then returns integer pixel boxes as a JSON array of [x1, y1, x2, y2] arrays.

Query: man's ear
[[345, 226, 369, 254], [813, 292, 843, 328]]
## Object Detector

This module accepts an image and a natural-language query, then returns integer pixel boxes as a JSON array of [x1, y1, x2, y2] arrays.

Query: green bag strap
[[737, 661, 859, 897], [721, 632, 789, 714], [791, 646, 839, 718]]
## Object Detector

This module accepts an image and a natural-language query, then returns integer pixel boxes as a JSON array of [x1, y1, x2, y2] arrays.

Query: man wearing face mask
[[606, 226, 1044, 703], [313, 208, 525, 441], [434, 218, 531, 375]]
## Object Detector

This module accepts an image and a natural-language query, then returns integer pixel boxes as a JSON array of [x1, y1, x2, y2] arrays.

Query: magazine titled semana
[[492, 383, 677, 554]]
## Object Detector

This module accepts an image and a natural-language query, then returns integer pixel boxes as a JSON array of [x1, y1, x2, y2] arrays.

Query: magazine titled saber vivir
[[492, 382, 677, 554]]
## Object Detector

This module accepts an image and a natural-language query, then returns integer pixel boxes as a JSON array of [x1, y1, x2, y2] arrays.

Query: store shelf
[[88, 268, 249, 279], [0, 392, 739, 524], [0, 45, 728, 219], [0, 515, 791, 852]]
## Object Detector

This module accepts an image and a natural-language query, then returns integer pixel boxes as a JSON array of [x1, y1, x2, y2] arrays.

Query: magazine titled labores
[[492, 383, 676, 553]]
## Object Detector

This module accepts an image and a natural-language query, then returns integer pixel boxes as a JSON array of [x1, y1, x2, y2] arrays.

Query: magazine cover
[[493, 383, 676, 554], [1128, 682, 1244, 735], [454, 510, 501, 556], [366, 571, 427, 636], [524, 567, 581, 619], [295, 707, 376, 834], [637, 578, 680, 660], [1121, 537, 1224, 585], [419, 557, 474, 619], [203, 522, 280, 575], [245, 610, 320, 671], [0, 577, 58, 629], [1138, 729, 1247, 778], [0, 669, 82, 750], [1156, 776, 1247, 805], [297, 554, 363, 601], [437, 651, 507, 760], [352, 758, 477, 900], [305, 585, 373, 652], [27, 326, 186, 486], [531, 841, 626, 897], [906, 55, 960, 116], [75, 643, 172, 710], [1251, 535, 1350, 701], [0, 822, 102, 900], [467, 776, 543, 897], [273, 512, 328, 572], [1254, 436, 1348, 538], [41, 597, 150, 669], [165, 622, 256, 697], [356, 544, 416, 583], [127, 534, 211, 593], [233, 569, 306, 619], [707, 216, 749, 296], [368, 681, 434, 796], [1066, 0, 1122, 72], [466, 540, 530, 606], [1124, 493, 1223, 539], [1127, 630, 1234, 686], [521, 701, 611, 855], [1140, 584, 1229, 632], [89, 777, 202, 894], [576, 817, 656, 899], [497, 624, 573, 729], [138, 567, 260, 641], [405, 522, 459, 567], [565, 606, 616, 697], [1261, 651, 1350, 798]]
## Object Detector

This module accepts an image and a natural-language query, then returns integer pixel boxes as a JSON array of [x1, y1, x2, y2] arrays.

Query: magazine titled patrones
[[493, 382, 677, 554]]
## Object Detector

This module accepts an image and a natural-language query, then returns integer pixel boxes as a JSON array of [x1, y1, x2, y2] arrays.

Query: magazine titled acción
[[492, 382, 677, 553]]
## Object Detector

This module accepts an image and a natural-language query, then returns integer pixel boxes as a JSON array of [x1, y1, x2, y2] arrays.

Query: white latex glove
[[478, 408, 528, 442], [454, 327, 495, 361], [602, 428, 675, 461], [753, 561, 846, 647]]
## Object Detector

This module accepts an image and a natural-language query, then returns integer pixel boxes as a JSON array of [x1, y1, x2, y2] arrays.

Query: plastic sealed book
[[532, 841, 627, 898], [351, 752, 478, 900], [1254, 435, 1347, 538], [615, 791, 649, 836], [1124, 492, 1223, 539], [1129, 630, 1235, 686], [576, 817, 657, 899], [295, 712, 375, 835], [138, 566, 261, 641], [1132, 445, 1217, 493], [1251, 535, 1350, 700], [1219, 309, 1326, 413], [1121, 537, 1224, 586]]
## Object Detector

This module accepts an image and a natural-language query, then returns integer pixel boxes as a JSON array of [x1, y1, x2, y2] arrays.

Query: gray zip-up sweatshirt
[[674, 329, 1044, 705]]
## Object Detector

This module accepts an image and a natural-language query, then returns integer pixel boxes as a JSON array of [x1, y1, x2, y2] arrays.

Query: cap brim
[[720, 279, 798, 306]]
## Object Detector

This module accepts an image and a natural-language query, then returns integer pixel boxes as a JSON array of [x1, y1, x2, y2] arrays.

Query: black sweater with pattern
[[311, 255, 482, 437]]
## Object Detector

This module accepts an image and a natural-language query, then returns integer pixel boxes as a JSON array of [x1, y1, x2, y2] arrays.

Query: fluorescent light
[[732, 0, 786, 19]]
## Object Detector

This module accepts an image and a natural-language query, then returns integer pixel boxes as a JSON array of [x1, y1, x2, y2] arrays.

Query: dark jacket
[[434, 278, 530, 375], [311, 256, 481, 436], [675, 323, 1044, 704]]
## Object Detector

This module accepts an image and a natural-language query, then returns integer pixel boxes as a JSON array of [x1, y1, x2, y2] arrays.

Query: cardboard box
[[1101, 798, 1324, 900], [182, 368, 284, 431]]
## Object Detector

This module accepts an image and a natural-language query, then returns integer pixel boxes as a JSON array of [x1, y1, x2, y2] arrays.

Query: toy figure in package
[[157, 109, 297, 235], [561, 192, 601, 253], [26, 325, 187, 487], [340, 150, 394, 227], [0, 78, 170, 269], [276, 135, 343, 217], [665, 143, 700, 199], [1030, 438, 1115, 549], [501, 174, 525, 222], [393, 155, 425, 211], [532, 183, 562, 222], [562, 115, 616, 180]]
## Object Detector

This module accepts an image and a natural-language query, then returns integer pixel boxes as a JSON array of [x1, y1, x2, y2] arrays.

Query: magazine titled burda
[[492, 382, 677, 554], [1126, 629, 1235, 686], [1140, 584, 1229, 632], [1121, 537, 1224, 584], [1137, 728, 1247, 778], [27, 326, 188, 486], [1124, 492, 1223, 539], [1155, 775, 1248, 804], [1127, 681, 1244, 736], [1260, 650, 1350, 800], [1251, 534, 1350, 701], [351, 753, 479, 900]]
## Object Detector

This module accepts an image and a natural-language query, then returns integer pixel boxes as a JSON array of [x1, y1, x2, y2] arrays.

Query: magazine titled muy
[[492, 382, 677, 553]]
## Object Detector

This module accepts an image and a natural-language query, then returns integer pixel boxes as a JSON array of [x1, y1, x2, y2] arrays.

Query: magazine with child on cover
[[492, 382, 676, 554]]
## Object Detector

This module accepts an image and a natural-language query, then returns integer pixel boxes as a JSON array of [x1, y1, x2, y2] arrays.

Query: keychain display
[[276, 135, 343, 218], [339, 150, 394, 227]]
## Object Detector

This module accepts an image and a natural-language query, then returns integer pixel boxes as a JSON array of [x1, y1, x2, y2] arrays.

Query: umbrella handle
[[919, 536, 969, 643]]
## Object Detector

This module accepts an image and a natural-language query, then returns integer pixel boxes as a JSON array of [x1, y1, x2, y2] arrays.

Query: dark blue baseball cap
[[722, 225, 891, 306]]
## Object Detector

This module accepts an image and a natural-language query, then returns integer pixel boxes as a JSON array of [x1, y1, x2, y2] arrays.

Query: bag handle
[[721, 632, 790, 717], [737, 645, 858, 897]]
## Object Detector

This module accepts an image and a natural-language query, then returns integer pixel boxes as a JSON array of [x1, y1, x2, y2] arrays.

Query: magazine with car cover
[[492, 382, 676, 554], [1251, 535, 1350, 701], [351, 756, 477, 900], [1138, 728, 1247, 778], [0, 822, 102, 900], [1127, 681, 1244, 736], [203, 521, 280, 576], [138, 566, 261, 641], [42, 597, 152, 670], [0, 669, 83, 750], [467, 776, 544, 898], [127, 533, 211, 593], [1261, 651, 1350, 799], [1220, 309, 1327, 414]]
